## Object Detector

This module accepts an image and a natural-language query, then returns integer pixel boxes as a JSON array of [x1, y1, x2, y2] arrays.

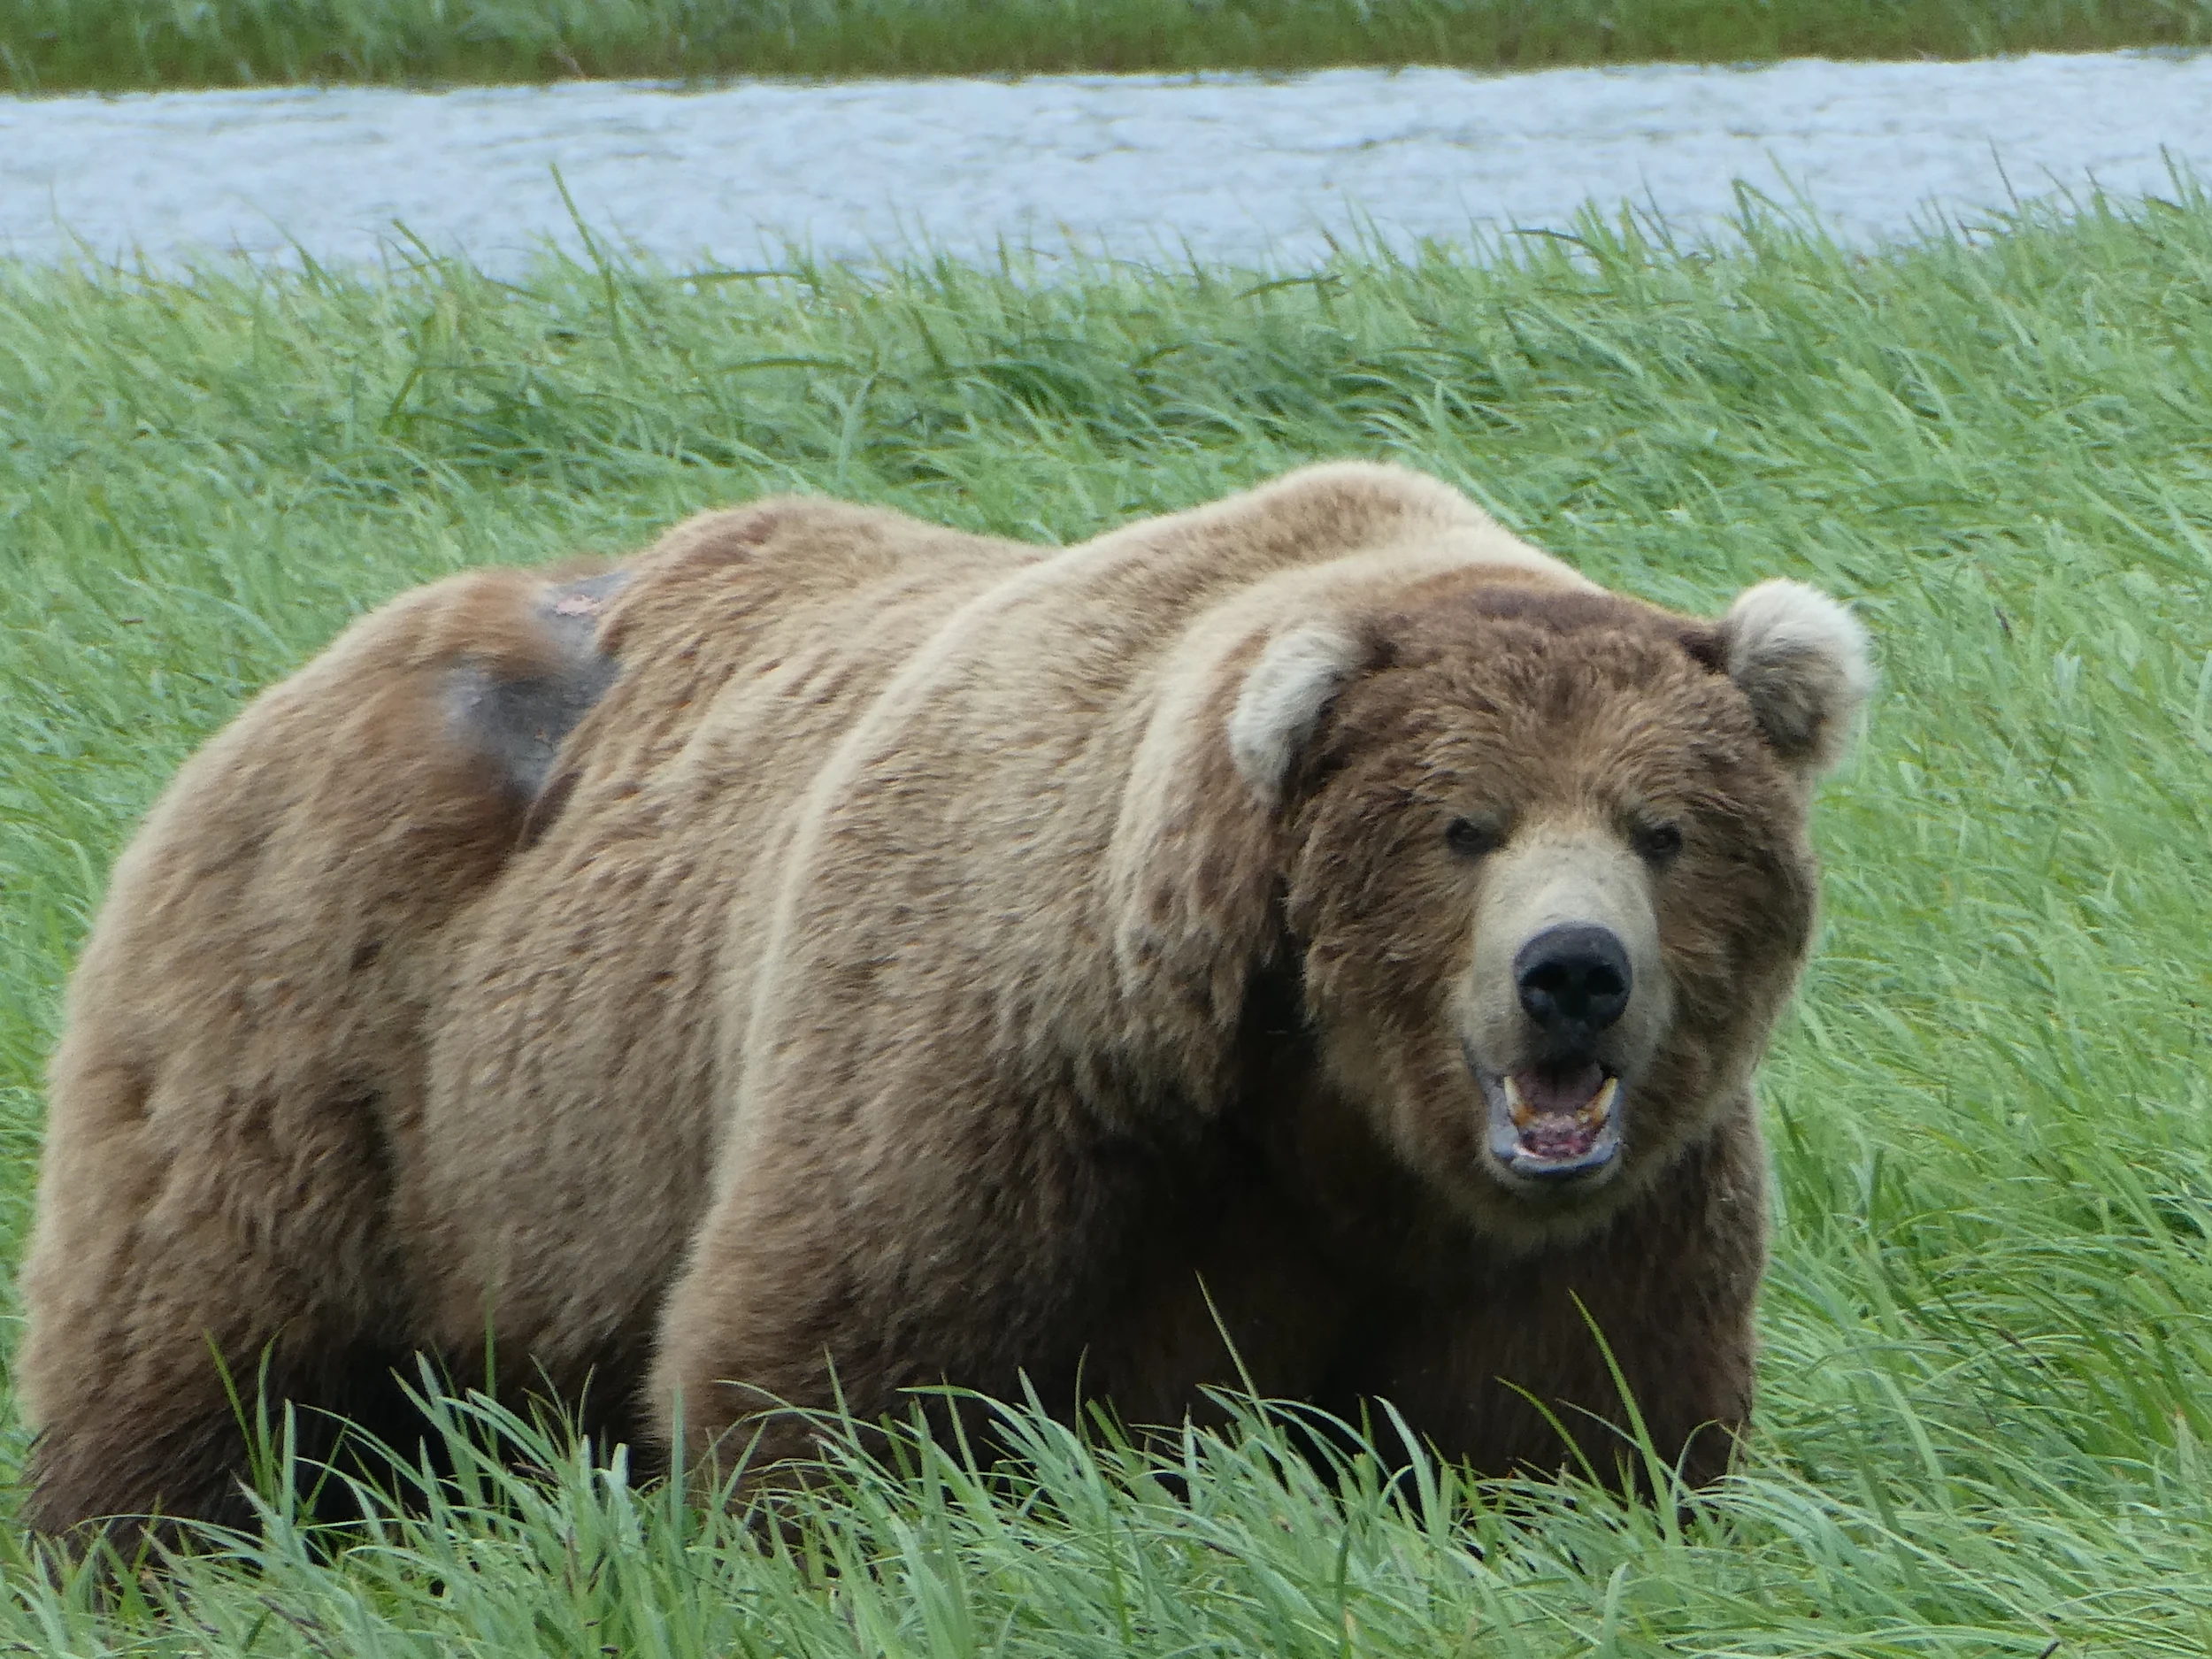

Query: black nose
[[1514, 924, 1632, 1046]]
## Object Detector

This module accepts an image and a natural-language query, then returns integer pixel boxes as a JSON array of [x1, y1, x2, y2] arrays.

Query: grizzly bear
[[15, 462, 1870, 1540]]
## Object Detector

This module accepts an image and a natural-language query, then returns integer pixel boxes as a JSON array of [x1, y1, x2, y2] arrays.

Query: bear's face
[[1230, 579, 1867, 1246]]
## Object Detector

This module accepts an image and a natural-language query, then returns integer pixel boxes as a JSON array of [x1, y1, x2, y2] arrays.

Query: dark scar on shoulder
[[445, 569, 630, 842]]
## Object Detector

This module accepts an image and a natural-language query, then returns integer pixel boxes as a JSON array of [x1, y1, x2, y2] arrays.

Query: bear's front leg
[[1355, 1107, 1769, 1492], [649, 1088, 1174, 1481]]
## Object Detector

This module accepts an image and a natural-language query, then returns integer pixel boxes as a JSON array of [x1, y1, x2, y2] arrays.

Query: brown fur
[[17, 464, 1863, 1538]]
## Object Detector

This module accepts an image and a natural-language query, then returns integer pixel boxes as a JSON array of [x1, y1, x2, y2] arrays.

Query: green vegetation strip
[[3, 0, 2211, 94], [5, 194, 2212, 1651]]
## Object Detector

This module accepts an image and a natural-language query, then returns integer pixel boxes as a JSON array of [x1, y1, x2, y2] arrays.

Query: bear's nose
[[1513, 924, 1632, 1046]]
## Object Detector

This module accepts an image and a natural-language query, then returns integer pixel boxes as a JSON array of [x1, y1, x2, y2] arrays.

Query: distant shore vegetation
[[3, 0, 2208, 96]]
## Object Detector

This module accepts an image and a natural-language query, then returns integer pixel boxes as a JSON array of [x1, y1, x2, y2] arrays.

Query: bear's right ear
[[1716, 580, 1872, 777], [1227, 625, 1363, 808]]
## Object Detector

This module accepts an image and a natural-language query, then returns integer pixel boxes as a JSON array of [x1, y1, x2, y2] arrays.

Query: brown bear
[[15, 462, 1870, 1541]]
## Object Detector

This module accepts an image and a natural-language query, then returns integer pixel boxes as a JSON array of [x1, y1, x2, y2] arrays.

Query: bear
[[14, 462, 1870, 1543]]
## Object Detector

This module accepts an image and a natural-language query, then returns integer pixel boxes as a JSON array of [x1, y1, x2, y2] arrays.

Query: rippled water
[[4, 51, 2208, 272]]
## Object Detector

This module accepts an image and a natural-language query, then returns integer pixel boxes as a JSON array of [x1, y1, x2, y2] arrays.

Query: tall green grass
[[5, 188, 2212, 1651], [3, 0, 2210, 94]]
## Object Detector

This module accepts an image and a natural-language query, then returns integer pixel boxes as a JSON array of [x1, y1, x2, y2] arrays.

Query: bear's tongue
[[1504, 1064, 1617, 1160]]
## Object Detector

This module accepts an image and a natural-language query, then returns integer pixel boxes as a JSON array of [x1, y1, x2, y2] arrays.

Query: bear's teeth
[[1505, 1072, 1617, 1133], [1578, 1075, 1619, 1129], [1503, 1073, 1535, 1128]]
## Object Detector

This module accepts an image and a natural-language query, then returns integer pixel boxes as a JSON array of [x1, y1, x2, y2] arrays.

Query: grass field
[[4, 185, 2212, 1652], [3, 0, 2211, 93]]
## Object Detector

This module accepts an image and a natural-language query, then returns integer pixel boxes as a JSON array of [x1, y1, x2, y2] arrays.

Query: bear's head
[[1225, 574, 1870, 1245]]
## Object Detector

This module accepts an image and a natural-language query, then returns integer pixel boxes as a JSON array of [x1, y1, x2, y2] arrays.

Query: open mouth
[[1479, 1063, 1624, 1185]]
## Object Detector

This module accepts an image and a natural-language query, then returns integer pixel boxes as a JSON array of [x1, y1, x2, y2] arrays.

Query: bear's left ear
[[1227, 625, 1364, 807], [1714, 580, 1872, 776]]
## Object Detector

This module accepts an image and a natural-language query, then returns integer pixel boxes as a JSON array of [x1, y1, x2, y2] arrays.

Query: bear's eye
[[1632, 820, 1685, 864], [1445, 817, 1504, 858]]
